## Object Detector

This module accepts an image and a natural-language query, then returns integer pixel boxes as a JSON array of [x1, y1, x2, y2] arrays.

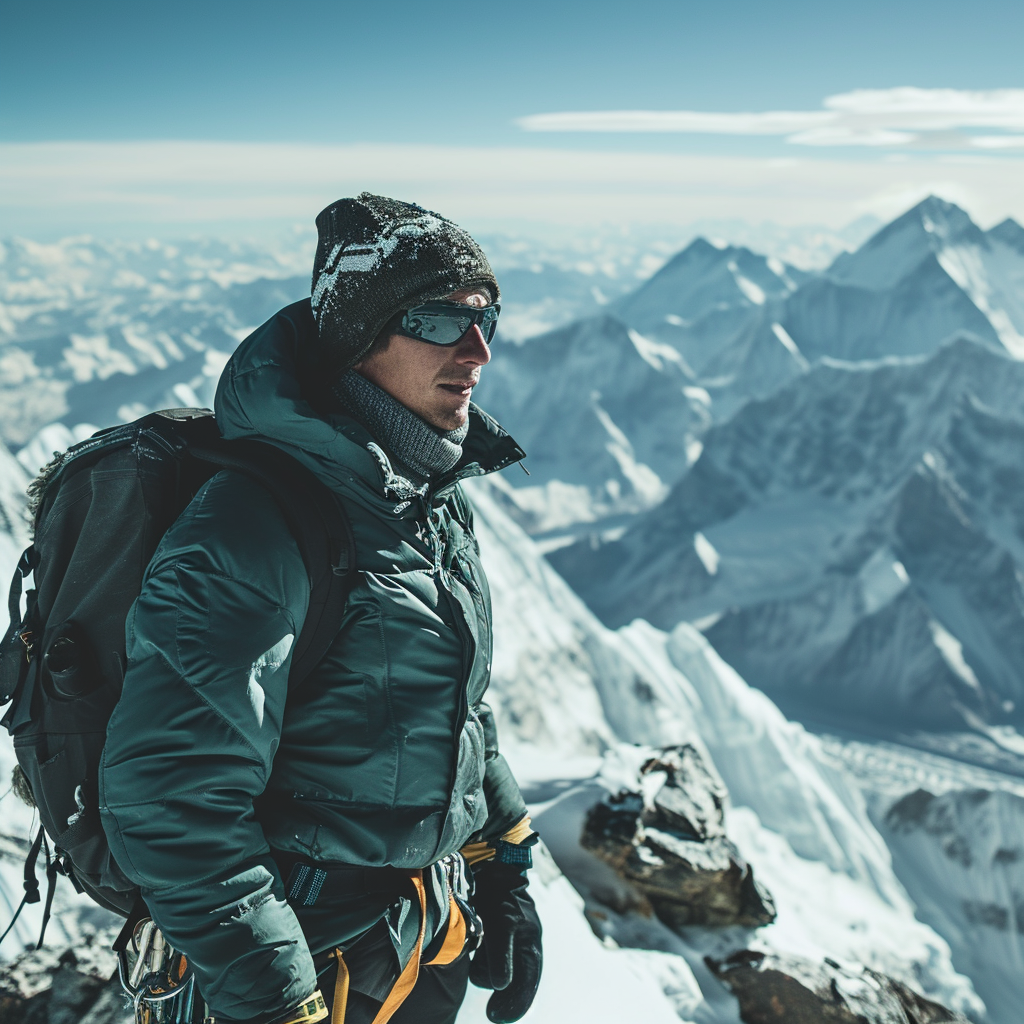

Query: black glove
[[469, 863, 543, 1024]]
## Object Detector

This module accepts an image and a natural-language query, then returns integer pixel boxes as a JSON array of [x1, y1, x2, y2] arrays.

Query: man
[[99, 193, 542, 1024]]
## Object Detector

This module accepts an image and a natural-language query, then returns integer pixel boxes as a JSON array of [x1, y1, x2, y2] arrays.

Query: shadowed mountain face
[[551, 338, 1024, 732]]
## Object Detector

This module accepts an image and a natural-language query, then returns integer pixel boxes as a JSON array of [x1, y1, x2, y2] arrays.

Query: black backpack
[[0, 408, 355, 937]]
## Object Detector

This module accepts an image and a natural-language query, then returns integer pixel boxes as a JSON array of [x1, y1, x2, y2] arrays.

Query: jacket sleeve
[[99, 473, 315, 1022], [456, 487, 530, 842], [476, 701, 529, 841]]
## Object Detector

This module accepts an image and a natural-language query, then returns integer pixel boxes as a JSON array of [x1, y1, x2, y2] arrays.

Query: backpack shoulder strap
[[191, 440, 356, 689]]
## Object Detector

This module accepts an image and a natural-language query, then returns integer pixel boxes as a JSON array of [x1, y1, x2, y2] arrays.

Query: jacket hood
[[215, 300, 525, 502]]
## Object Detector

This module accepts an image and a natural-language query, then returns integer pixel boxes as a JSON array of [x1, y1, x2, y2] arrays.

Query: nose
[[455, 324, 491, 366]]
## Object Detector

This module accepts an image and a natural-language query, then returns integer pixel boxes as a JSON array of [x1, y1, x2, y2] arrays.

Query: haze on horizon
[[4, 0, 1024, 241]]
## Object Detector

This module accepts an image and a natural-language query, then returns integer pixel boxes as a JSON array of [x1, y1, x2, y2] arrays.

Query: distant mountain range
[[513, 198, 1024, 745], [478, 197, 1024, 538]]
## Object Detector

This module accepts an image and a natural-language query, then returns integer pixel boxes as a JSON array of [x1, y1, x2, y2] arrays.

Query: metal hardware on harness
[[117, 917, 199, 1024]]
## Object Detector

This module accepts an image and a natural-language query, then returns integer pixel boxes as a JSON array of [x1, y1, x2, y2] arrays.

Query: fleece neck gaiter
[[333, 370, 468, 485]]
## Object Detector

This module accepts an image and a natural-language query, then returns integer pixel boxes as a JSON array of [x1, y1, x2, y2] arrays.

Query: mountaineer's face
[[354, 286, 493, 431]]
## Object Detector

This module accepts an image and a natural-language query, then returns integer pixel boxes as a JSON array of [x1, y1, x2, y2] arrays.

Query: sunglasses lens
[[401, 303, 500, 346], [480, 307, 498, 343], [402, 312, 464, 344]]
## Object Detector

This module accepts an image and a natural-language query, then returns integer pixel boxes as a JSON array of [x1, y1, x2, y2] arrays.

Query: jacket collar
[[215, 299, 525, 505]]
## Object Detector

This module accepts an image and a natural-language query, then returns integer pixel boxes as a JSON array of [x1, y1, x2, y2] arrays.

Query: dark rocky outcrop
[[707, 949, 972, 1024], [0, 932, 129, 1024], [580, 745, 776, 928]]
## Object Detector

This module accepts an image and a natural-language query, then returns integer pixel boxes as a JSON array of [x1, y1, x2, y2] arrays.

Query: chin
[[431, 405, 469, 431]]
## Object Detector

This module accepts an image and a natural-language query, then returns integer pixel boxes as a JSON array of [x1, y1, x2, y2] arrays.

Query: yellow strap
[[425, 895, 467, 967], [459, 841, 495, 866], [368, 870, 428, 1024], [501, 816, 534, 845], [460, 815, 534, 866], [331, 952, 350, 1024], [202, 991, 326, 1024], [275, 991, 329, 1024]]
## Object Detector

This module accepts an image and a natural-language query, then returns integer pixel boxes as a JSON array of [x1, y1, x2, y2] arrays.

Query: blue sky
[[4, 0, 1024, 238]]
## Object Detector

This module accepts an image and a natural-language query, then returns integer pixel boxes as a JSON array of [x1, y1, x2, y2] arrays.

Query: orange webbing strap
[[367, 869, 428, 1024], [502, 816, 534, 845], [425, 895, 466, 967], [460, 815, 534, 867], [459, 840, 493, 867], [330, 952, 350, 1024]]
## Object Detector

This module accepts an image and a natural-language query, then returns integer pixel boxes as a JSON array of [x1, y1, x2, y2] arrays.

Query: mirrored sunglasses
[[399, 301, 500, 346]]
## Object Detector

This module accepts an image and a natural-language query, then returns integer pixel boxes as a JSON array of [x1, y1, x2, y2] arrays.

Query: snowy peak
[[828, 196, 986, 290], [988, 218, 1024, 255], [798, 196, 1024, 360], [474, 314, 707, 528], [784, 252, 1002, 362], [613, 237, 799, 332]]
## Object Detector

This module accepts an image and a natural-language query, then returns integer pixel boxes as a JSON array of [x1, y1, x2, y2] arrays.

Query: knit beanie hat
[[310, 193, 499, 383]]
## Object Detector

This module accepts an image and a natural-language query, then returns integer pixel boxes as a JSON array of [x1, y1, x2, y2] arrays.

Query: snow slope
[[824, 734, 1024, 1024], [467, 479, 982, 1021], [0, 440, 29, 583]]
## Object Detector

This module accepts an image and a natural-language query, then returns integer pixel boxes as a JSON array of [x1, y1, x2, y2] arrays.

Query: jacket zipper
[[419, 496, 474, 801]]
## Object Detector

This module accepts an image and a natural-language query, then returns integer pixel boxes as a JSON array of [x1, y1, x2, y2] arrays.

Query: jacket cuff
[[461, 815, 539, 869]]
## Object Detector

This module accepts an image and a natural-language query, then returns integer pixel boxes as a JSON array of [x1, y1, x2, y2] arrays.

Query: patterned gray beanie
[[310, 193, 499, 383]]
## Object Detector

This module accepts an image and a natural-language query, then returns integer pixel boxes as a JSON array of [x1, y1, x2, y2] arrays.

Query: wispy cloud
[[2, 140, 1024, 238], [518, 88, 1024, 149]]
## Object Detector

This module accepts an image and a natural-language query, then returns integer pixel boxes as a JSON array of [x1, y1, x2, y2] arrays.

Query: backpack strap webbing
[[191, 440, 357, 690]]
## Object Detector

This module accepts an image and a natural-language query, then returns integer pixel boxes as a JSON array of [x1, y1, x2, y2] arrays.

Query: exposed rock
[[580, 744, 776, 928], [0, 930, 130, 1024], [707, 949, 972, 1024]]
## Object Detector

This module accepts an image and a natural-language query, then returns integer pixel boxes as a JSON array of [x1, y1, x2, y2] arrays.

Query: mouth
[[438, 380, 477, 397]]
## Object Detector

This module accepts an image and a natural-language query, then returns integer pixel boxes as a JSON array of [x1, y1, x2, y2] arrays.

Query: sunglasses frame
[[398, 301, 501, 347]]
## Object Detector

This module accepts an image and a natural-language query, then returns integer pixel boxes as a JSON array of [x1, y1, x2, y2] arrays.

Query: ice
[[929, 620, 983, 692], [733, 274, 766, 305], [693, 532, 720, 575], [770, 322, 809, 370], [628, 328, 688, 373]]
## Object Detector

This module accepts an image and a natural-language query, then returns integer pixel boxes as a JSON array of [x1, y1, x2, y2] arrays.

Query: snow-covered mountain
[[824, 198, 1024, 356], [824, 734, 1024, 1024], [475, 241, 807, 531], [483, 198, 1024, 537], [610, 239, 806, 342], [0, 236, 311, 448], [552, 337, 1024, 734], [475, 315, 709, 533], [4, 211, 1024, 1023]]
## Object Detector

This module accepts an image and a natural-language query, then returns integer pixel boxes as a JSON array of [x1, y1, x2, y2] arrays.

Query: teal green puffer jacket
[[98, 300, 528, 1021]]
